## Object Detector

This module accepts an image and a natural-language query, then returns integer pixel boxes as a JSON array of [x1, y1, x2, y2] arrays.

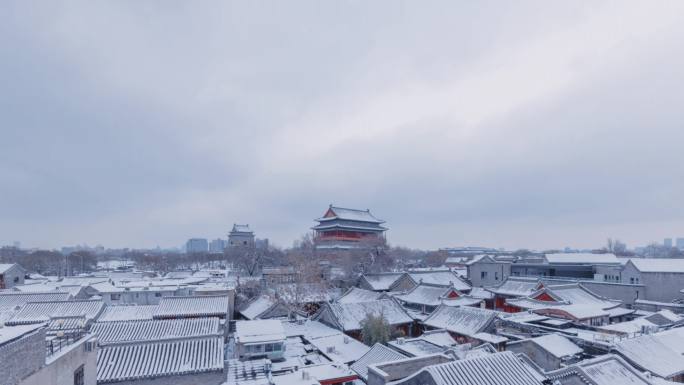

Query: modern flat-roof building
[[186, 238, 208, 253], [312, 205, 387, 250]]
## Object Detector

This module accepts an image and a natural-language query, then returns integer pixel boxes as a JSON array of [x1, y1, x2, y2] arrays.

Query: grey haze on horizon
[[2, 1, 684, 251]]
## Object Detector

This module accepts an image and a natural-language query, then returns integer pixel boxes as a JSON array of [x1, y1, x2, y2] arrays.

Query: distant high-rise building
[[209, 238, 227, 253], [186, 238, 208, 253], [229, 224, 255, 248], [665, 238, 673, 248], [677, 238, 684, 250]]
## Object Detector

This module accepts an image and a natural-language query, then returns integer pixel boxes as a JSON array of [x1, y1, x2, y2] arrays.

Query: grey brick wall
[[0, 327, 45, 385]]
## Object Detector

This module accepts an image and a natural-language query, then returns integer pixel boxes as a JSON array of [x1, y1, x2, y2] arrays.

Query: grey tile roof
[[6, 300, 104, 325], [154, 295, 230, 319], [423, 305, 497, 337], [422, 351, 545, 385], [97, 305, 157, 322], [92, 317, 221, 345], [350, 343, 406, 380], [0, 292, 71, 310], [96, 336, 223, 382]]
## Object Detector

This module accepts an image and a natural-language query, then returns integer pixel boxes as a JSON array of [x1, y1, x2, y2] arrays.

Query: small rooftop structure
[[235, 320, 286, 345]]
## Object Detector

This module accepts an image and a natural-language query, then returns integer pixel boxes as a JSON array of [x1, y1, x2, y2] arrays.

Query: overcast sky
[[2, 1, 684, 251]]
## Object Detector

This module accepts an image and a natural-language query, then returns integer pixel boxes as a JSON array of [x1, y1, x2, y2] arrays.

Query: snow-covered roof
[[96, 336, 223, 382], [6, 300, 104, 325], [548, 354, 655, 385], [472, 332, 508, 344], [408, 270, 470, 290], [231, 223, 253, 233], [394, 284, 455, 307], [646, 309, 684, 326], [535, 303, 609, 320], [308, 333, 370, 363], [545, 284, 621, 309], [317, 206, 385, 223], [239, 295, 277, 320], [88, 282, 125, 293], [627, 258, 684, 273], [544, 253, 619, 264], [350, 343, 406, 380], [359, 273, 405, 291], [423, 305, 498, 337], [387, 338, 445, 357], [154, 295, 230, 319], [487, 278, 540, 297], [337, 287, 383, 304], [0, 292, 71, 310], [97, 305, 157, 322], [281, 319, 342, 340], [615, 327, 684, 378], [235, 320, 286, 345], [419, 329, 457, 347], [419, 351, 546, 385], [575, 356, 652, 385], [0, 263, 22, 274], [598, 317, 658, 334], [529, 334, 582, 359], [0, 324, 43, 347], [272, 363, 358, 385], [320, 299, 412, 331], [469, 287, 494, 299], [92, 317, 220, 345]]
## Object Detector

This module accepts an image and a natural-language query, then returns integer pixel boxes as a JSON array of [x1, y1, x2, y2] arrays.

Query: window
[[481, 271, 488, 279], [273, 343, 282, 351], [74, 365, 84, 385], [110, 294, 121, 300], [495, 272, 499, 280], [155, 293, 162, 297], [630, 278, 634, 284], [265, 344, 273, 352]]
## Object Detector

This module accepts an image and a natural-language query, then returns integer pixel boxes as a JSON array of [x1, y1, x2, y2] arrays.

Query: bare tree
[[604, 238, 630, 256], [271, 253, 329, 317]]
